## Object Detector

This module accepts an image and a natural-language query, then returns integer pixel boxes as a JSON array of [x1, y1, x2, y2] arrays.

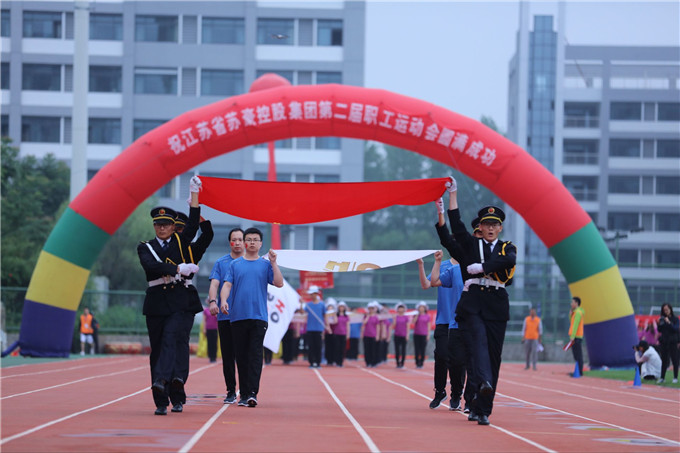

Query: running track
[[1, 356, 679, 452]]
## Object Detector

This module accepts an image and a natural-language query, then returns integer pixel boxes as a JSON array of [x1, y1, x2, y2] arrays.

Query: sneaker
[[223, 392, 237, 404], [463, 407, 470, 414], [247, 395, 258, 407], [237, 398, 248, 407], [673, 379, 678, 384], [449, 398, 462, 411], [657, 378, 665, 384], [429, 391, 447, 409]]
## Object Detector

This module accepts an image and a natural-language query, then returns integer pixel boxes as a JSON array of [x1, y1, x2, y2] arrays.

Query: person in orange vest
[[569, 297, 585, 376], [521, 308, 543, 370], [79, 307, 95, 356]]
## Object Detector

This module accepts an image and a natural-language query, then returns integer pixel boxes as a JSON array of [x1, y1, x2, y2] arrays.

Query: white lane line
[[0, 387, 148, 445], [313, 368, 380, 453], [360, 368, 556, 453], [502, 378, 680, 419], [0, 358, 136, 379], [1, 362, 218, 446], [178, 404, 229, 453], [497, 391, 680, 446], [501, 370, 676, 403], [1, 366, 148, 399]]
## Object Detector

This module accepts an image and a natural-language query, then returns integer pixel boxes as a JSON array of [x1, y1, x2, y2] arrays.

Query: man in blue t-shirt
[[208, 227, 244, 405], [220, 227, 283, 407], [304, 286, 327, 368]]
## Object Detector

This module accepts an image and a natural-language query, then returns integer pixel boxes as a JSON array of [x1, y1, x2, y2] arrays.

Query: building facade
[[507, 4, 680, 312], [1, 1, 366, 292]]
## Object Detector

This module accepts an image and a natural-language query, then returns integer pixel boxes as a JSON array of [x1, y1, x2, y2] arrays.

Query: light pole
[[598, 226, 644, 263]]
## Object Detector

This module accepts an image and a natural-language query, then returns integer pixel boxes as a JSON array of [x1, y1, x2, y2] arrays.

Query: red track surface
[[2, 356, 679, 452]]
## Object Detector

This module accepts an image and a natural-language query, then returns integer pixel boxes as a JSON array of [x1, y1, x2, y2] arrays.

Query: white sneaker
[[673, 378, 678, 384], [80, 351, 85, 356], [656, 378, 664, 384]]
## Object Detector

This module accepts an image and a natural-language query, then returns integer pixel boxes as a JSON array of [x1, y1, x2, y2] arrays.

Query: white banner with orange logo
[[274, 250, 438, 272], [264, 278, 300, 353]]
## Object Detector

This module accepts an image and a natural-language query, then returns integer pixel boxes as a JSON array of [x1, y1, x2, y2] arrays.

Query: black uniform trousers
[[433, 324, 451, 393], [281, 328, 296, 364], [413, 334, 427, 367], [347, 337, 359, 360], [168, 311, 195, 405], [217, 320, 237, 393], [306, 331, 323, 366], [332, 334, 346, 366], [325, 333, 336, 365], [394, 335, 407, 367], [231, 319, 267, 398], [363, 336, 378, 367], [447, 327, 470, 404]]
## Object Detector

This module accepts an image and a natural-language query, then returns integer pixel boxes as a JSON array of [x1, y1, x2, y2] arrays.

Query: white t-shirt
[[637, 347, 662, 378]]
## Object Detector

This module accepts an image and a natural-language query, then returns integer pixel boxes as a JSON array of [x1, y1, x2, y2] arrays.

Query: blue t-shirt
[[349, 321, 361, 339], [210, 253, 236, 321], [438, 261, 464, 329], [305, 302, 326, 332], [225, 256, 274, 322], [428, 260, 462, 327]]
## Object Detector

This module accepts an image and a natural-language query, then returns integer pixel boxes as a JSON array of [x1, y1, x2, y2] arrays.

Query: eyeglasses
[[245, 238, 261, 243]]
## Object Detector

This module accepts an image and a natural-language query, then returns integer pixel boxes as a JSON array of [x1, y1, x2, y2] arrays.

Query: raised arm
[[416, 258, 432, 290], [430, 250, 444, 287]]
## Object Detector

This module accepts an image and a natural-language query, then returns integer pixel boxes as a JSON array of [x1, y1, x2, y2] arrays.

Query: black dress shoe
[[151, 379, 166, 394], [477, 415, 490, 425], [171, 403, 183, 413], [171, 377, 185, 389], [154, 406, 167, 415], [479, 381, 494, 396], [467, 411, 480, 422]]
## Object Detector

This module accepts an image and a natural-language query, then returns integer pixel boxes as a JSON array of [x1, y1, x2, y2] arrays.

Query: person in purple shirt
[[220, 227, 283, 408], [202, 302, 219, 363], [331, 301, 350, 367], [393, 302, 411, 368], [412, 301, 431, 369], [361, 301, 381, 367]]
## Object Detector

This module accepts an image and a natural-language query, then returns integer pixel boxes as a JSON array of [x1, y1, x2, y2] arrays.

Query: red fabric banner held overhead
[[200, 177, 449, 225]]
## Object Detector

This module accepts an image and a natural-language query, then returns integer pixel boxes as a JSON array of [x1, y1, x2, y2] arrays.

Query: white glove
[[445, 175, 457, 193], [189, 175, 202, 193], [178, 263, 199, 276], [467, 263, 484, 275], [436, 197, 445, 214]]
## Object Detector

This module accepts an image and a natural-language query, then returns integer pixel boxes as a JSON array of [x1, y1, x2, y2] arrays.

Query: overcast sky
[[364, 1, 680, 132]]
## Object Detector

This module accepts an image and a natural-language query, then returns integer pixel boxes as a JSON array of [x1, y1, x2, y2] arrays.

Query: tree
[[1, 138, 70, 287]]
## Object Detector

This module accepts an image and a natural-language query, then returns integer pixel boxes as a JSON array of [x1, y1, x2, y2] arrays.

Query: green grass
[[585, 368, 680, 388], [1, 354, 97, 368]]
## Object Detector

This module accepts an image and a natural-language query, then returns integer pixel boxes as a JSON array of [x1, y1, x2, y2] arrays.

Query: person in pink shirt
[[202, 302, 219, 363], [361, 301, 381, 367], [413, 301, 431, 368], [393, 302, 411, 368], [331, 301, 350, 367]]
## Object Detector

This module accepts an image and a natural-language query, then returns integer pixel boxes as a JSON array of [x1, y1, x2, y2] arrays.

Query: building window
[[256, 18, 294, 45], [609, 139, 640, 157], [21, 116, 60, 142], [90, 13, 123, 40], [564, 102, 599, 128], [201, 69, 244, 96], [563, 139, 598, 164], [23, 11, 62, 38], [657, 139, 680, 158], [1, 10, 10, 37], [202, 17, 244, 44], [314, 174, 340, 183], [1, 62, 9, 89], [89, 66, 122, 93], [256, 70, 294, 84], [563, 176, 598, 201], [617, 249, 638, 266], [22, 64, 61, 91], [135, 15, 178, 42], [1, 114, 8, 137], [607, 212, 639, 231], [133, 119, 166, 140], [656, 176, 680, 195], [656, 250, 679, 266], [658, 102, 680, 121], [316, 71, 342, 84], [316, 136, 341, 149], [657, 213, 680, 232], [608, 175, 639, 194], [134, 68, 177, 95], [317, 19, 343, 46], [313, 226, 338, 250], [275, 138, 293, 148], [88, 118, 121, 144], [610, 102, 641, 120]]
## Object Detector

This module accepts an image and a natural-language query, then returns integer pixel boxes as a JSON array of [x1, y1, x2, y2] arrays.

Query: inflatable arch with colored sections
[[17, 83, 637, 367]]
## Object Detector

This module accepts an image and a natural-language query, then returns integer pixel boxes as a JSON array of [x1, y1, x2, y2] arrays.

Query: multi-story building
[[1, 1, 366, 292], [507, 3, 679, 312]]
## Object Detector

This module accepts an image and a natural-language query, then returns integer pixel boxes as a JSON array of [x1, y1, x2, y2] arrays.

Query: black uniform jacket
[[446, 208, 517, 321], [184, 220, 215, 315], [138, 207, 200, 316]]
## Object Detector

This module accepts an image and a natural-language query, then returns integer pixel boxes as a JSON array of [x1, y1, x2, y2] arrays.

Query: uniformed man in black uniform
[[137, 178, 202, 415], [437, 176, 516, 426], [168, 207, 214, 412]]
